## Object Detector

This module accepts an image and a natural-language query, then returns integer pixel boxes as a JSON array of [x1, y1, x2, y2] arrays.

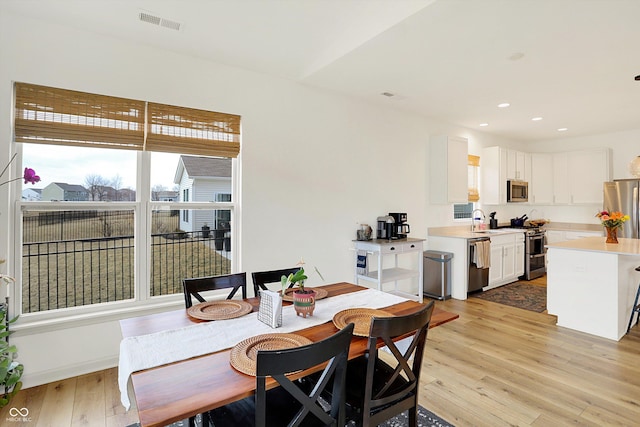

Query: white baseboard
[[21, 356, 119, 389]]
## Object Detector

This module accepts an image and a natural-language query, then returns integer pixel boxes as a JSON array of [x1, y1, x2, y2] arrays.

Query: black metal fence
[[21, 210, 231, 313]]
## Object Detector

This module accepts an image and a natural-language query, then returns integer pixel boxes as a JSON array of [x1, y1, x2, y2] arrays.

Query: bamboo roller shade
[[14, 83, 240, 158]]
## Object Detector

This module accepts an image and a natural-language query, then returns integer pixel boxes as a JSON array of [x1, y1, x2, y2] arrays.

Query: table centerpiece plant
[[281, 259, 324, 318], [596, 210, 630, 243]]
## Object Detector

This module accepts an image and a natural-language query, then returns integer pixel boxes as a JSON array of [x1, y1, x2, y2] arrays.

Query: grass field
[[20, 210, 230, 313]]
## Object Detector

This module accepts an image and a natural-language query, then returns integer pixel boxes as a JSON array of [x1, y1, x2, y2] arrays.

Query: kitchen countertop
[[546, 236, 640, 255], [427, 226, 524, 239]]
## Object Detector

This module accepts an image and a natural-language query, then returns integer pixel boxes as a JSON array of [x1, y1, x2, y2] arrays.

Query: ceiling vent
[[138, 11, 182, 32]]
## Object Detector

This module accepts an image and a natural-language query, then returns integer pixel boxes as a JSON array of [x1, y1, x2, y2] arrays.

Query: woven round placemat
[[280, 287, 329, 302], [230, 333, 313, 376], [333, 308, 393, 337], [187, 300, 253, 321]]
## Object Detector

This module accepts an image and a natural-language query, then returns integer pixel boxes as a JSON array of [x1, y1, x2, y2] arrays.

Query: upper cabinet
[[481, 146, 530, 205], [530, 153, 553, 204], [506, 150, 531, 182], [429, 135, 468, 204], [553, 148, 611, 204], [569, 149, 611, 204], [482, 146, 611, 206]]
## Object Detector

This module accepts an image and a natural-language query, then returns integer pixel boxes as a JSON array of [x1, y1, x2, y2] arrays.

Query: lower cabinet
[[488, 233, 525, 289]]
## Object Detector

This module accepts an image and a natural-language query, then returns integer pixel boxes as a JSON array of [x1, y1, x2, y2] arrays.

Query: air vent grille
[[138, 11, 182, 31]]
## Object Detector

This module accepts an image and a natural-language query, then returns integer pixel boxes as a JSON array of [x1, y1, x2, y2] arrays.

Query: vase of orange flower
[[596, 210, 630, 244]]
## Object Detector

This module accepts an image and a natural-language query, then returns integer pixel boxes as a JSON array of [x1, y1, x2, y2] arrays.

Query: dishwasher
[[468, 237, 490, 293]]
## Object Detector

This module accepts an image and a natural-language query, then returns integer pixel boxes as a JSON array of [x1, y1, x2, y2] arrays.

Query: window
[[14, 83, 240, 316], [453, 154, 480, 220]]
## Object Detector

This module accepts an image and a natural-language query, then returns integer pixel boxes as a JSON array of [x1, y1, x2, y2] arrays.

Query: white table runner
[[118, 288, 407, 409]]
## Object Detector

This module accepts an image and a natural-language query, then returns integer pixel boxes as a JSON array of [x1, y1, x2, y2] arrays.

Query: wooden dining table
[[120, 282, 459, 427]]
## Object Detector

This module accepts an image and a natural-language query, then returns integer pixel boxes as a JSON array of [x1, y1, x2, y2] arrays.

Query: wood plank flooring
[[2, 278, 640, 426]]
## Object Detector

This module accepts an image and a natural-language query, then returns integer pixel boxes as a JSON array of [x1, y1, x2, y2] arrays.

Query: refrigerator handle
[[635, 186, 639, 239]]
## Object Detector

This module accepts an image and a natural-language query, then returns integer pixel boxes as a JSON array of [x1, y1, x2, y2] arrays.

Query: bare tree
[[111, 174, 123, 201], [85, 174, 110, 201], [151, 184, 167, 201]]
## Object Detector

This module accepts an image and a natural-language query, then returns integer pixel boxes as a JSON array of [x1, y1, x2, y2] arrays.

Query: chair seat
[[209, 382, 332, 427]]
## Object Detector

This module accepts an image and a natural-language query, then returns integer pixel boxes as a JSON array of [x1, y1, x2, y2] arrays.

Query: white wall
[[0, 10, 517, 387]]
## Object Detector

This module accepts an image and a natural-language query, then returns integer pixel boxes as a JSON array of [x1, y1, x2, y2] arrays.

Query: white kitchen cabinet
[[569, 149, 611, 204], [553, 149, 610, 204], [481, 146, 507, 205], [487, 232, 525, 289], [530, 153, 554, 204], [506, 150, 531, 182], [353, 238, 425, 302], [482, 147, 531, 205], [429, 135, 468, 204], [552, 152, 571, 204]]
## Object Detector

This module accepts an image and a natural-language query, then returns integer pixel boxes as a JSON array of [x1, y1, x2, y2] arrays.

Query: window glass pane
[[22, 143, 137, 201], [150, 209, 231, 297], [22, 209, 135, 313], [453, 203, 474, 219], [153, 154, 232, 203]]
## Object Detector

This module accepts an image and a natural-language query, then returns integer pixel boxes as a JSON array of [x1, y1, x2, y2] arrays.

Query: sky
[[20, 145, 180, 191]]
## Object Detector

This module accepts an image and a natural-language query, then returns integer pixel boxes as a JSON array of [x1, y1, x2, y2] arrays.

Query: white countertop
[[428, 226, 524, 239], [546, 236, 640, 255]]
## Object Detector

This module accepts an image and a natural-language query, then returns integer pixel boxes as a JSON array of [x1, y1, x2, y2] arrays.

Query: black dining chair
[[251, 267, 301, 297], [342, 301, 435, 427], [208, 323, 354, 427], [182, 272, 247, 308]]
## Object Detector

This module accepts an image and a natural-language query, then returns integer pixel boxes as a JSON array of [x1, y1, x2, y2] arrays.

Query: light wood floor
[[3, 279, 640, 426]]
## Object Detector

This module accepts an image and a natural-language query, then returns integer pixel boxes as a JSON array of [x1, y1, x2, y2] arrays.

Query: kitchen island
[[546, 236, 640, 341]]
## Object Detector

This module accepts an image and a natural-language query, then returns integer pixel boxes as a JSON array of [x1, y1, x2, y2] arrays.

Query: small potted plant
[[281, 261, 323, 318]]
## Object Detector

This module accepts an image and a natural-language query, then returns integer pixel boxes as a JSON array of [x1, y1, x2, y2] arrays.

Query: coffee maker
[[376, 216, 395, 239], [389, 212, 410, 239]]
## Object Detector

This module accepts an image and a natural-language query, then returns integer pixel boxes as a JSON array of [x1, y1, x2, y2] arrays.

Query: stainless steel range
[[499, 225, 546, 280], [522, 227, 546, 280]]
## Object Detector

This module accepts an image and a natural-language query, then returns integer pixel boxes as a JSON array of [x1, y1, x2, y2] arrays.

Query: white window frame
[[10, 148, 240, 332]]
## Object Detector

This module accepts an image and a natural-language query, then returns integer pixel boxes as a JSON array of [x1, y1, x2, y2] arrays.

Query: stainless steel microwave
[[507, 180, 528, 202]]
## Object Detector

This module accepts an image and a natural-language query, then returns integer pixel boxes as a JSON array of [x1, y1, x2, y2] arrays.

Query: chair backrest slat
[[255, 323, 354, 427], [182, 272, 247, 308], [251, 267, 301, 297], [363, 301, 435, 425]]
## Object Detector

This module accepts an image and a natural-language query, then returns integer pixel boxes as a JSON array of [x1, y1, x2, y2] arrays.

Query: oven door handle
[[529, 253, 546, 259]]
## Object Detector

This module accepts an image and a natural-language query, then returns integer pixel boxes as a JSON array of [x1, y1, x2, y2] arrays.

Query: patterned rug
[[126, 405, 455, 426], [471, 281, 547, 312]]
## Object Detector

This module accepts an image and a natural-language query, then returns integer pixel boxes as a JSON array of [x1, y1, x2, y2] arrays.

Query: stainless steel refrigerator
[[603, 180, 640, 238]]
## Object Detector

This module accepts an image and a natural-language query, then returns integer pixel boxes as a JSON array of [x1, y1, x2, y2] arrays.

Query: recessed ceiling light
[[557, 127, 568, 132], [635, 74, 640, 81], [479, 123, 489, 127], [531, 117, 543, 121], [497, 102, 510, 108]]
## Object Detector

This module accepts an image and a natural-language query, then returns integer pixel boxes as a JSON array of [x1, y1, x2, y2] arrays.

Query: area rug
[[126, 405, 455, 426], [471, 281, 546, 312]]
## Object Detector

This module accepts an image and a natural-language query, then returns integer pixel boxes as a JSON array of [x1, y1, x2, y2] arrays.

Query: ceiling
[[4, 0, 640, 142]]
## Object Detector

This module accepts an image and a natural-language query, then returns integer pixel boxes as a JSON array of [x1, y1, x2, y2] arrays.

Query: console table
[[353, 238, 425, 302]]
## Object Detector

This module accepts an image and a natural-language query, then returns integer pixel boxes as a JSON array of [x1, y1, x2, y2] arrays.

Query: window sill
[[12, 297, 186, 337]]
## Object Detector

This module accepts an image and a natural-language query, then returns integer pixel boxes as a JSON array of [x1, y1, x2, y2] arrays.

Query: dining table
[[119, 282, 459, 427]]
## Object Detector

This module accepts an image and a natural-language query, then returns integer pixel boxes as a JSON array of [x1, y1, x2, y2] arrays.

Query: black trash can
[[423, 250, 453, 300]]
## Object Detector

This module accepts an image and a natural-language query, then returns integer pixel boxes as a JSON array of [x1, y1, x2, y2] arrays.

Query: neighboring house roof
[[174, 155, 231, 183], [24, 188, 42, 194], [50, 182, 87, 192]]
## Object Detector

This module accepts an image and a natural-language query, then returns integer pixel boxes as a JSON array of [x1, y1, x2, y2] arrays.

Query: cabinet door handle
[[410, 244, 415, 248], [390, 247, 396, 251]]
